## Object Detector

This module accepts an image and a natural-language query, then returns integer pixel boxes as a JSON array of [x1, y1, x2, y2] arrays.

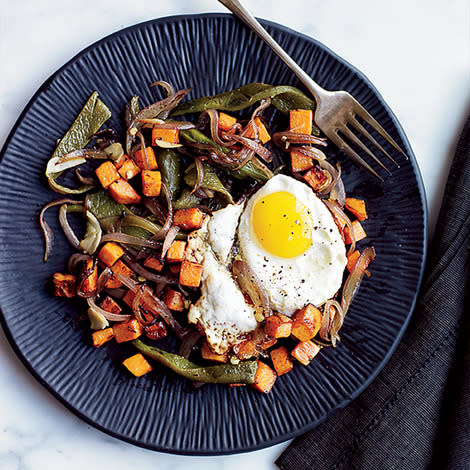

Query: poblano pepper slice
[[172, 82, 320, 135], [45, 92, 112, 194], [133, 339, 258, 384]]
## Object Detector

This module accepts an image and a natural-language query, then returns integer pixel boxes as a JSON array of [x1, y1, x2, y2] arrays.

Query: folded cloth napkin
[[276, 116, 470, 470]]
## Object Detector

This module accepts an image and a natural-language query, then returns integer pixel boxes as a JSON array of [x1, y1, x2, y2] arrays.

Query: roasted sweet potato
[[270, 346, 294, 376], [291, 340, 321, 366], [290, 150, 314, 172], [201, 340, 228, 363], [143, 254, 164, 272], [252, 360, 276, 393], [163, 288, 185, 312], [173, 208, 204, 230], [291, 304, 322, 341], [95, 161, 120, 189], [245, 117, 271, 144], [179, 261, 203, 288], [105, 260, 134, 289], [345, 197, 368, 221], [166, 240, 186, 263], [78, 258, 98, 296], [113, 318, 143, 343], [344, 220, 367, 245], [92, 327, 114, 347], [233, 339, 257, 360], [141, 170, 162, 197], [98, 241, 124, 267], [122, 353, 152, 377], [347, 250, 361, 272], [289, 109, 313, 135], [108, 179, 141, 205], [100, 296, 122, 314], [264, 314, 292, 338], [52, 273, 76, 298], [133, 146, 158, 170], [144, 321, 167, 341], [116, 155, 141, 180], [304, 166, 329, 192], [152, 128, 179, 145], [218, 112, 237, 131]]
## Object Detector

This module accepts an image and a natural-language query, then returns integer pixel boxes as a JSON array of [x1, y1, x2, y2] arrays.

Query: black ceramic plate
[[0, 14, 426, 455]]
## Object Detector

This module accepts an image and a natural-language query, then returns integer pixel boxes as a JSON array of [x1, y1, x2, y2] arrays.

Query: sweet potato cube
[[291, 304, 322, 341], [290, 150, 314, 172], [152, 128, 179, 145], [98, 242, 125, 267], [79, 258, 98, 296], [113, 318, 143, 343], [347, 250, 361, 272], [117, 156, 141, 180], [105, 260, 134, 289], [291, 340, 321, 366], [52, 273, 76, 298], [144, 321, 167, 340], [143, 254, 164, 272], [234, 340, 257, 360], [92, 327, 114, 347], [345, 197, 368, 221], [264, 314, 292, 338], [344, 220, 367, 245], [100, 296, 122, 314], [166, 240, 186, 263], [270, 346, 294, 376], [218, 112, 237, 131], [95, 161, 120, 189], [245, 117, 271, 144], [252, 360, 276, 393], [179, 261, 203, 287], [289, 109, 313, 135], [201, 340, 228, 363], [122, 353, 152, 377], [304, 166, 329, 192], [108, 179, 141, 205], [173, 208, 204, 230], [141, 170, 162, 197], [133, 146, 158, 170], [163, 288, 185, 312]]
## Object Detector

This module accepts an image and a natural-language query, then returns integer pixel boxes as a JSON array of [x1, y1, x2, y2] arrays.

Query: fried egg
[[187, 204, 257, 354], [238, 174, 347, 316]]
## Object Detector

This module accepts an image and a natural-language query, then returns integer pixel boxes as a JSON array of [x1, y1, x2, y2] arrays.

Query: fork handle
[[218, 0, 327, 102]]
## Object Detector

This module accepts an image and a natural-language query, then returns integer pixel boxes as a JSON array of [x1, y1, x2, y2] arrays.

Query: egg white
[[186, 204, 257, 354], [238, 174, 347, 316]]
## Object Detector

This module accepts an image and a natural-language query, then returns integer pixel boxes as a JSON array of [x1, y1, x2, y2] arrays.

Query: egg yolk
[[252, 191, 312, 258]]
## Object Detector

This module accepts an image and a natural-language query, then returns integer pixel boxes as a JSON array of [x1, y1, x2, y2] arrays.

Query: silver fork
[[218, 0, 408, 180]]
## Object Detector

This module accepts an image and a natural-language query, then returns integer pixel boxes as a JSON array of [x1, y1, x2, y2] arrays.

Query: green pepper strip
[[45, 91, 112, 194], [180, 129, 271, 182], [156, 149, 181, 202], [184, 162, 233, 203], [172, 82, 320, 136], [173, 188, 202, 210], [133, 339, 258, 384]]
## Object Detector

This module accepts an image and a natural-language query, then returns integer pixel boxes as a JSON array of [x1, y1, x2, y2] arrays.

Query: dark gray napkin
[[276, 116, 470, 470]]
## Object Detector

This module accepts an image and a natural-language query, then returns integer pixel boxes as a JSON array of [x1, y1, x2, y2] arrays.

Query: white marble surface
[[0, 0, 469, 468]]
